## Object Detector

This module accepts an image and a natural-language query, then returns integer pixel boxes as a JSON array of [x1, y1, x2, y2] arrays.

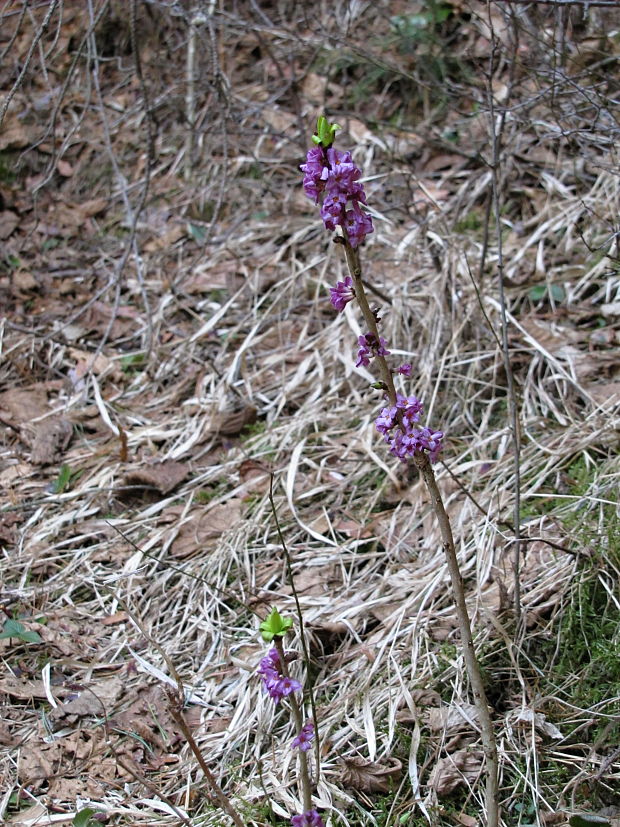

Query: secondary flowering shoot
[[375, 394, 443, 463], [291, 720, 315, 752], [291, 810, 325, 827], [258, 647, 302, 705]]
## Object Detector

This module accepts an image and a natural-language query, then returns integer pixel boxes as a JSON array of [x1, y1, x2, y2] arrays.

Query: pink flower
[[291, 720, 315, 752], [374, 396, 444, 463], [291, 810, 324, 827], [344, 206, 373, 248], [329, 276, 355, 312], [356, 332, 390, 367], [257, 648, 301, 704], [300, 145, 373, 246]]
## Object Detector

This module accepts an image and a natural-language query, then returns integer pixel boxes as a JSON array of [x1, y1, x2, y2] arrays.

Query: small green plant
[[50, 463, 82, 494], [73, 808, 101, 827], [0, 618, 43, 644], [120, 351, 146, 373], [527, 283, 566, 304]]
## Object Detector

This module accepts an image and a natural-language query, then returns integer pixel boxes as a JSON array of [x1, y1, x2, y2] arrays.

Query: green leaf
[[0, 618, 42, 644], [259, 607, 294, 642], [73, 808, 98, 827], [549, 283, 566, 302], [52, 463, 73, 494], [188, 222, 207, 243], [528, 284, 566, 303], [528, 285, 547, 302], [569, 815, 611, 827], [120, 352, 145, 372], [311, 116, 340, 148]]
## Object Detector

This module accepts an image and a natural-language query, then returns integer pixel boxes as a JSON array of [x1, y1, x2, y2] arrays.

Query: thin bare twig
[[486, 0, 523, 627]]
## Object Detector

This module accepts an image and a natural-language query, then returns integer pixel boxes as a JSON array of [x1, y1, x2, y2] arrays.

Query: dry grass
[[1, 2, 619, 825]]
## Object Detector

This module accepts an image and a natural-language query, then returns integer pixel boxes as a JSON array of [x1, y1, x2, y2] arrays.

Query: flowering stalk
[[258, 608, 323, 827], [301, 117, 499, 826]]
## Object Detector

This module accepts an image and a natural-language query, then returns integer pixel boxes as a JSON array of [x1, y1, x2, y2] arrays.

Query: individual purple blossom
[[329, 276, 355, 312], [300, 146, 328, 203], [325, 147, 358, 188], [356, 332, 390, 367], [291, 720, 315, 752], [343, 206, 374, 248], [397, 363, 412, 376], [291, 810, 325, 827]]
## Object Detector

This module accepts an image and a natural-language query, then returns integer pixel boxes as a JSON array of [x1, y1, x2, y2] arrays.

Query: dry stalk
[[486, 0, 523, 626], [269, 476, 321, 785], [184, 7, 204, 181], [272, 636, 312, 813], [341, 236, 499, 827]]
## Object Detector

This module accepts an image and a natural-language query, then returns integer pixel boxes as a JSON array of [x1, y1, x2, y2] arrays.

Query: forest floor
[[1, 2, 619, 825]]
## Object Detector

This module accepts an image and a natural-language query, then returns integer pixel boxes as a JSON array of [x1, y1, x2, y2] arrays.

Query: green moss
[[454, 210, 483, 233]]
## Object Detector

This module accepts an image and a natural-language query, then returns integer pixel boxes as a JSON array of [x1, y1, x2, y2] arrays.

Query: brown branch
[[339, 235, 500, 827]]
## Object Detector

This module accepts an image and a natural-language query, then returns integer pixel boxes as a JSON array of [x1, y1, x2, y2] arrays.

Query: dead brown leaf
[[0, 677, 63, 701], [67, 347, 124, 384], [210, 404, 257, 436], [333, 517, 375, 539], [6, 803, 51, 825], [425, 703, 480, 734], [170, 499, 244, 557], [291, 565, 342, 597], [28, 416, 73, 465], [56, 159, 74, 177], [302, 72, 328, 104], [0, 510, 23, 546], [340, 755, 402, 794], [0, 386, 49, 425], [586, 382, 620, 407], [110, 685, 183, 753], [539, 812, 567, 826], [428, 749, 483, 795], [122, 460, 189, 495], [11, 270, 38, 293], [238, 458, 270, 497], [0, 210, 19, 239], [49, 677, 124, 722], [455, 814, 479, 827]]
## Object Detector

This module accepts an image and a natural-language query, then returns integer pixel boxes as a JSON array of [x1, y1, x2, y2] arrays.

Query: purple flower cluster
[[291, 720, 315, 752], [375, 394, 444, 463], [291, 810, 325, 827], [300, 146, 373, 248], [258, 648, 302, 704], [356, 332, 390, 367]]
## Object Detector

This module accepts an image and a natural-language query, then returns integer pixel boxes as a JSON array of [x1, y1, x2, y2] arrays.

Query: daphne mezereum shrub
[[296, 118, 498, 826], [255, 120, 499, 827]]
